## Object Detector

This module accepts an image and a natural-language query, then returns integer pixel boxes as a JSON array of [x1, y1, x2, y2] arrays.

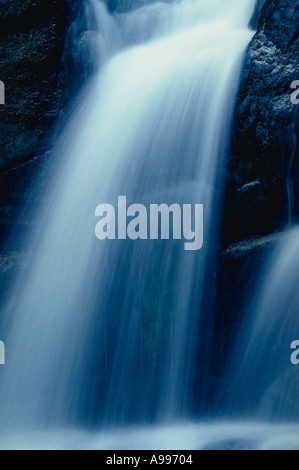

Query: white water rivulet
[[1, 0, 298, 450]]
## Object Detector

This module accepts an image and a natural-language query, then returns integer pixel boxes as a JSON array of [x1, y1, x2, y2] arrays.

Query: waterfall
[[0, 0, 255, 442], [223, 227, 299, 421]]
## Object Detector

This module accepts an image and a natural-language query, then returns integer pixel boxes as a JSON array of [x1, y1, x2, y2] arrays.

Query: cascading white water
[[223, 227, 299, 421], [0, 0, 256, 445]]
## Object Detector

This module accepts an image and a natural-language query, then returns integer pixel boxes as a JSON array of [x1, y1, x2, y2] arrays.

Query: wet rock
[[0, 0, 83, 173], [224, 0, 299, 246]]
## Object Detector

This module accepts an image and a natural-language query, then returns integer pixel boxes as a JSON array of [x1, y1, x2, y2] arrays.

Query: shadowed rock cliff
[[0, 0, 85, 173], [223, 0, 299, 246]]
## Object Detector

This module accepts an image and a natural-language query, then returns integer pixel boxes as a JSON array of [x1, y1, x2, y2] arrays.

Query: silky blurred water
[[0, 0, 270, 448], [223, 227, 299, 420], [1, 422, 299, 450]]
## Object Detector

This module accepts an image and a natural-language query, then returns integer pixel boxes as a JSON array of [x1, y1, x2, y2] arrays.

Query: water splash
[[1, 422, 299, 450]]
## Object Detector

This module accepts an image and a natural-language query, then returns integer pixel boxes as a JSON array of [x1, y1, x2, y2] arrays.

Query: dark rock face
[[0, 0, 84, 173], [223, 0, 299, 247]]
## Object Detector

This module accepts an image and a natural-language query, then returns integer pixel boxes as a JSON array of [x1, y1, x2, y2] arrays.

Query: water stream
[[2, 0, 297, 450]]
